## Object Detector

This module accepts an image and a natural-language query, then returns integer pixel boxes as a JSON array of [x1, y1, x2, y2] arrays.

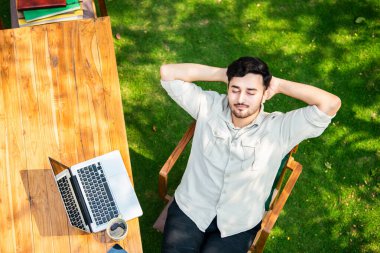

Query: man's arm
[[266, 77, 341, 116], [160, 63, 228, 83]]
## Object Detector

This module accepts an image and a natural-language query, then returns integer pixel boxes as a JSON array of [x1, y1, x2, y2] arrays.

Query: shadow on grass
[[0, 1, 11, 28], [106, 0, 379, 252]]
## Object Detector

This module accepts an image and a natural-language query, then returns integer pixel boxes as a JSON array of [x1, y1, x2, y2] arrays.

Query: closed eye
[[230, 85, 240, 93], [247, 88, 258, 95]]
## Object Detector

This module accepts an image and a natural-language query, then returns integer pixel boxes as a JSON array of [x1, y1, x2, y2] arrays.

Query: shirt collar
[[220, 97, 266, 130]]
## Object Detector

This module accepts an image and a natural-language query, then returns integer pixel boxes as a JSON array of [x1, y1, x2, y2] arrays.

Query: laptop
[[48, 150, 143, 233]]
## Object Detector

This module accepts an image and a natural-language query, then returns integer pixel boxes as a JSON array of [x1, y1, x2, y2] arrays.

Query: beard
[[231, 105, 256, 119], [232, 108, 255, 119]]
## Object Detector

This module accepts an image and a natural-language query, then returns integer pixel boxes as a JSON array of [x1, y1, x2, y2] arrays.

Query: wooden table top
[[0, 17, 143, 253]]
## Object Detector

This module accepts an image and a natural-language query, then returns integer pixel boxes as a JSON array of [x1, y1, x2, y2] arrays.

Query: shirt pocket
[[241, 138, 260, 171], [203, 120, 229, 168]]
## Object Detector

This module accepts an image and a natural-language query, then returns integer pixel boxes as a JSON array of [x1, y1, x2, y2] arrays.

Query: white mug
[[106, 215, 128, 241]]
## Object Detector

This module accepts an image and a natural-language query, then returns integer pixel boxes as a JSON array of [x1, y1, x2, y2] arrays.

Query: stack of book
[[17, 0, 84, 27]]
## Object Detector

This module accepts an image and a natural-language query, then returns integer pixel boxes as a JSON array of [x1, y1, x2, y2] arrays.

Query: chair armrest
[[263, 159, 302, 232], [158, 121, 196, 203]]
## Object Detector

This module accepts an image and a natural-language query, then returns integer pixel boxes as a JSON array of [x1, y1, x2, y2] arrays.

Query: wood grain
[[0, 17, 142, 253], [1, 28, 34, 253], [14, 25, 55, 253], [74, 18, 110, 252], [31, 24, 71, 253], [95, 17, 143, 252], [48, 21, 91, 252], [0, 29, 16, 253]]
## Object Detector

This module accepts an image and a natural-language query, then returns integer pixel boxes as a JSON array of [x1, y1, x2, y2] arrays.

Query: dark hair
[[226, 56, 272, 89]]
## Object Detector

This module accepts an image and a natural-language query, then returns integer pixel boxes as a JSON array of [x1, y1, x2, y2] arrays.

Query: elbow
[[319, 95, 341, 116], [329, 95, 342, 115], [333, 96, 342, 112], [160, 64, 173, 81]]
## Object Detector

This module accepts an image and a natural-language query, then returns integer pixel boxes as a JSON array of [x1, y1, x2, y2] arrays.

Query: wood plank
[[94, 17, 133, 180], [1, 28, 34, 253], [70, 19, 95, 163], [72, 18, 110, 252], [30, 24, 72, 253], [95, 17, 143, 252], [0, 30, 16, 253], [46, 21, 90, 252], [13, 26, 55, 253], [76, 18, 111, 157]]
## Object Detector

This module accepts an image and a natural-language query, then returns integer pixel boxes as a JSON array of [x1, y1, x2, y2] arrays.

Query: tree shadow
[[0, 0, 11, 28], [106, 1, 379, 252]]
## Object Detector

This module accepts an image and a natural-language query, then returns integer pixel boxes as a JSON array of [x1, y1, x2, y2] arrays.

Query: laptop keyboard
[[57, 176, 86, 230], [77, 162, 119, 225]]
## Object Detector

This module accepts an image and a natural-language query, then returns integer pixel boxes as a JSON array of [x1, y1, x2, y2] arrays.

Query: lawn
[[1, 0, 379, 252]]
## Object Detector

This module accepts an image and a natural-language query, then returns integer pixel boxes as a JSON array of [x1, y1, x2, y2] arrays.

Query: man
[[159, 57, 341, 253]]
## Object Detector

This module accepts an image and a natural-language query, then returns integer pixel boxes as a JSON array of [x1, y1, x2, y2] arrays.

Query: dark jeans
[[162, 199, 262, 253]]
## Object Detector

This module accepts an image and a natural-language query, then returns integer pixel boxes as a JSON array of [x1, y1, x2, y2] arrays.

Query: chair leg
[[0, 19, 3, 30]]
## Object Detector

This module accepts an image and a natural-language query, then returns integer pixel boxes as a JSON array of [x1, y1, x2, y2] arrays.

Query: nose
[[237, 93, 245, 104]]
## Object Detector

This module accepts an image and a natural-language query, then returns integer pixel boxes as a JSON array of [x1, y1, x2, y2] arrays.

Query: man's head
[[226, 57, 272, 127], [227, 56, 272, 88]]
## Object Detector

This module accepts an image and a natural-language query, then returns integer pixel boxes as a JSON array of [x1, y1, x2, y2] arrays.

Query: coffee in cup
[[106, 216, 128, 241]]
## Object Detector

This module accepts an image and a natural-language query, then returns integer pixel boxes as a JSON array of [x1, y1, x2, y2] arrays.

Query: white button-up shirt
[[161, 79, 333, 237]]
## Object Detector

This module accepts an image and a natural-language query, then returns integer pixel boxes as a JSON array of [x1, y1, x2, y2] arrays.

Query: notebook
[[17, 0, 66, 11], [18, 9, 83, 27], [49, 150, 143, 233], [23, 0, 80, 22]]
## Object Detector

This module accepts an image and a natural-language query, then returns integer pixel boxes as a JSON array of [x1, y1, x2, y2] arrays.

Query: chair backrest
[[265, 152, 290, 211], [156, 121, 303, 253]]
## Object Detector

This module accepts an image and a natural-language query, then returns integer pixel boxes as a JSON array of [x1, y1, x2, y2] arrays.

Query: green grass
[[2, 0, 379, 252]]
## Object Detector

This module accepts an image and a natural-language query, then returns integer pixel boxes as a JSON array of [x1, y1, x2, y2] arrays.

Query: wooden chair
[[153, 121, 303, 253]]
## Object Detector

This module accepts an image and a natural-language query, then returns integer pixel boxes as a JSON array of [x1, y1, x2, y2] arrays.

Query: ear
[[262, 89, 269, 103]]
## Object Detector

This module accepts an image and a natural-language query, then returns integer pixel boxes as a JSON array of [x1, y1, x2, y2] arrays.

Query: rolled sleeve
[[161, 80, 204, 119], [280, 105, 334, 153], [161, 80, 221, 120], [161, 80, 193, 97], [303, 105, 334, 127]]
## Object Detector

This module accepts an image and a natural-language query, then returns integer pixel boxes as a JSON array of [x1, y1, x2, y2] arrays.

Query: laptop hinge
[[70, 175, 93, 233]]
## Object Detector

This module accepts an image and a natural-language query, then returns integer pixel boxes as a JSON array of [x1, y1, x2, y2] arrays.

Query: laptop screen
[[49, 157, 70, 176]]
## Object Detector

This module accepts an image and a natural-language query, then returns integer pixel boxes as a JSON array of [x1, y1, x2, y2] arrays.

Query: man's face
[[228, 73, 266, 124]]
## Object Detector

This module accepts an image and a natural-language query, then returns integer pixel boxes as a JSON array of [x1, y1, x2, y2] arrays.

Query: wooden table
[[0, 17, 143, 253]]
